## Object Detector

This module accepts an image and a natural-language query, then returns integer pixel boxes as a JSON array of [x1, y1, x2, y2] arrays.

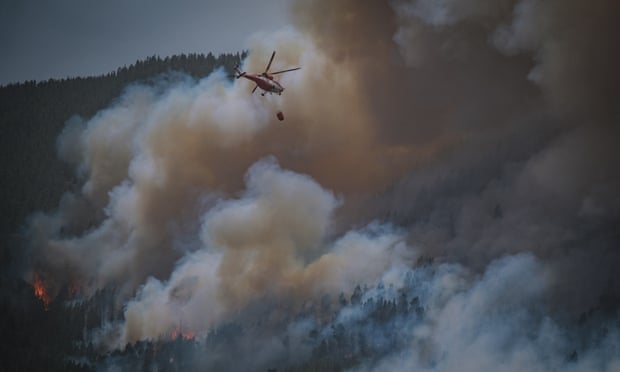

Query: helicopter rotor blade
[[270, 67, 301, 75], [265, 51, 276, 73], [252, 85, 258, 94]]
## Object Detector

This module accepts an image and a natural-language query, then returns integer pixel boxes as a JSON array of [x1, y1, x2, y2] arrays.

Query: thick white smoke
[[120, 158, 407, 346], [351, 254, 620, 372], [23, 0, 620, 370]]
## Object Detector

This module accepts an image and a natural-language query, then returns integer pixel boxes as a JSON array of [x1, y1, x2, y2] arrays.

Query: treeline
[[1, 261, 598, 371], [0, 276, 426, 371], [0, 51, 245, 370], [111, 53, 242, 83], [0, 51, 246, 271], [0, 278, 120, 372]]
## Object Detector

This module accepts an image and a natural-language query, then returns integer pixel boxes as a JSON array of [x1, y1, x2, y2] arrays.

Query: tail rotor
[[228, 64, 245, 79]]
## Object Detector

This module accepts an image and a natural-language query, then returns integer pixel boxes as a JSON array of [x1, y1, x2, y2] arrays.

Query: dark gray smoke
[[23, 0, 620, 370]]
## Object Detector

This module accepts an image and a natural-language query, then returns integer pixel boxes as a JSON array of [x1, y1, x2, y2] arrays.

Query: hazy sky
[[0, 0, 292, 85]]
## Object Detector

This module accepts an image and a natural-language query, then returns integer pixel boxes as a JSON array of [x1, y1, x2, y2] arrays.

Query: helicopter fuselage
[[233, 51, 299, 96], [240, 73, 284, 95]]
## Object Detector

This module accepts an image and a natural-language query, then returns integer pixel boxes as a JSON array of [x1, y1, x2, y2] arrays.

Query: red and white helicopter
[[232, 51, 301, 96]]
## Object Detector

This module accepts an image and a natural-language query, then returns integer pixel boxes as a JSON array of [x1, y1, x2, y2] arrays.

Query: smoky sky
[[0, 0, 291, 85], [16, 0, 620, 370]]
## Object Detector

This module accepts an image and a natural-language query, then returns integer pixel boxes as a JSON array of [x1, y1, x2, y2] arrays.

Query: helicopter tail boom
[[233, 64, 246, 79]]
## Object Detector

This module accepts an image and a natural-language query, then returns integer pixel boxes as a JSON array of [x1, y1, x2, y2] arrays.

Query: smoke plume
[[22, 0, 620, 370]]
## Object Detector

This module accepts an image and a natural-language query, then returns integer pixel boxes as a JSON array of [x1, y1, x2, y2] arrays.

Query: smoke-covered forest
[[0, 52, 248, 371], [1, 52, 246, 264], [2, 1, 620, 371]]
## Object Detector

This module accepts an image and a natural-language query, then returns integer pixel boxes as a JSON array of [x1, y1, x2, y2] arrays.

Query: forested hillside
[[0, 52, 246, 271], [0, 52, 245, 371], [2, 50, 419, 372]]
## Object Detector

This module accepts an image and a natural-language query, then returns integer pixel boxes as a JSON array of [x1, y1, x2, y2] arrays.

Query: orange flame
[[33, 272, 52, 309], [171, 324, 196, 340]]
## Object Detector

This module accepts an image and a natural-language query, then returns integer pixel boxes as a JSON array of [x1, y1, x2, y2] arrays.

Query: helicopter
[[231, 51, 301, 96]]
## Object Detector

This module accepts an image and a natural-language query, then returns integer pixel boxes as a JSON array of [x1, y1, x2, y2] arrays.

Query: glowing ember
[[33, 272, 52, 309], [182, 330, 196, 340], [171, 324, 196, 340]]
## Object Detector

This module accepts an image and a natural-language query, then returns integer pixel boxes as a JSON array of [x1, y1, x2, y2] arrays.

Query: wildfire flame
[[33, 272, 52, 309], [171, 324, 196, 340]]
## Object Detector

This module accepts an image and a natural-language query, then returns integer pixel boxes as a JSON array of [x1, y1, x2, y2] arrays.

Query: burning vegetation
[[32, 272, 52, 309], [171, 324, 196, 341]]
